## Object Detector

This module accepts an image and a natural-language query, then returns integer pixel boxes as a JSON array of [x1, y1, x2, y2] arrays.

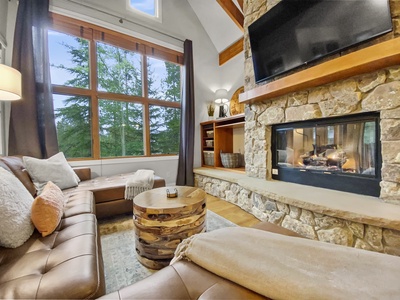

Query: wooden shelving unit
[[201, 122, 215, 166], [239, 37, 400, 104], [200, 114, 245, 172]]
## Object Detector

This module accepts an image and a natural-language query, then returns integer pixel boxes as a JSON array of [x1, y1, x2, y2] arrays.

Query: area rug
[[98, 210, 236, 294]]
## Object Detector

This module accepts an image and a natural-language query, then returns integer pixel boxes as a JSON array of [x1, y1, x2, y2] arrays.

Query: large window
[[48, 14, 183, 159]]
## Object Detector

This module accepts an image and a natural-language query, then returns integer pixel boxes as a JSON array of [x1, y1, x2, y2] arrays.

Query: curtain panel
[[176, 40, 195, 186], [8, 0, 58, 158]]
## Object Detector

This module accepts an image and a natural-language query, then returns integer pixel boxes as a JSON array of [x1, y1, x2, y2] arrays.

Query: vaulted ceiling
[[188, 0, 244, 65]]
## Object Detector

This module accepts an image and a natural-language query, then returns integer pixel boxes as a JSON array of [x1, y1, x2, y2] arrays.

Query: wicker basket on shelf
[[220, 151, 241, 168], [203, 151, 214, 166]]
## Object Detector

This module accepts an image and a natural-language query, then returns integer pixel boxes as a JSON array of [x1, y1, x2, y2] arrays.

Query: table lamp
[[215, 88, 228, 118], [0, 64, 22, 101]]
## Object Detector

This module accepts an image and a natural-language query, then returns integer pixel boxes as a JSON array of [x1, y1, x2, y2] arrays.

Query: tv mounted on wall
[[249, 0, 393, 84]]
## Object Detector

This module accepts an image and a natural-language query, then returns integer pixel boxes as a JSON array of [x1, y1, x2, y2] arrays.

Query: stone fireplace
[[243, 68, 400, 202], [194, 0, 400, 256], [243, 0, 400, 205]]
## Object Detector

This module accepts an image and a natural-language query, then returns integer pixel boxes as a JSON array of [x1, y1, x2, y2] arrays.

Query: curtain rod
[[66, 0, 185, 43]]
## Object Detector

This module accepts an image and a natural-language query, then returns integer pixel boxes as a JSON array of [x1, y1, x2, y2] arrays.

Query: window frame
[[126, 0, 162, 22], [49, 13, 183, 160]]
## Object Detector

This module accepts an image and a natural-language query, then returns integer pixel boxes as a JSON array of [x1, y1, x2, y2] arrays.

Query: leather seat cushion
[[0, 214, 104, 299], [63, 190, 96, 217]]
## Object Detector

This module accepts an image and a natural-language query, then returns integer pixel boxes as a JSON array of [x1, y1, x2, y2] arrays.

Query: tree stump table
[[133, 186, 207, 270]]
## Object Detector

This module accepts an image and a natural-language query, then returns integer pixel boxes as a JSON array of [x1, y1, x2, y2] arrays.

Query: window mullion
[[142, 55, 151, 156], [90, 39, 100, 159]]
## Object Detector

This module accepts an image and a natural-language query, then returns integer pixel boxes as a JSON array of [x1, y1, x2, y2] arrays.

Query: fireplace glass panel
[[275, 120, 376, 176]]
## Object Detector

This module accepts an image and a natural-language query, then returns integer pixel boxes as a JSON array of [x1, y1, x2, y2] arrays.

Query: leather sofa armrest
[[73, 167, 91, 181], [97, 261, 266, 300]]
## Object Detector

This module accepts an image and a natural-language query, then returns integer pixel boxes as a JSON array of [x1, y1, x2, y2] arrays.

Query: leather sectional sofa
[[0, 155, 165, 299], [0, 154, 302, 299]]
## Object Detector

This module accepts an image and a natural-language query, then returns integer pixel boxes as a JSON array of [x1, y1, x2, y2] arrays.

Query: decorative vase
[[207, 102, 215, 120]]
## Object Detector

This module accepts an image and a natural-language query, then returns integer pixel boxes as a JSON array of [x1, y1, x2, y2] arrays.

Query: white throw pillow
[[0, 167, 35, 248], [23, 152, 79, 194]]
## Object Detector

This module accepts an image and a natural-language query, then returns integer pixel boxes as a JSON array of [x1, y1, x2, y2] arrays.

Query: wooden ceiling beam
[[216, 0, 244, 31], [219, 37, 243, 65], [237, 0, 244, 11]]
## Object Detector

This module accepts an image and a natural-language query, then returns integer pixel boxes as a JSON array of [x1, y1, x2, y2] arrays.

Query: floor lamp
[[0, 64, 22, 101], [0, 64, 22, 155]]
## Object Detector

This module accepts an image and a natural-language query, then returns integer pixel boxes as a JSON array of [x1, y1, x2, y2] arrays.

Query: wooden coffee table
[[133, 186, 207, 270]]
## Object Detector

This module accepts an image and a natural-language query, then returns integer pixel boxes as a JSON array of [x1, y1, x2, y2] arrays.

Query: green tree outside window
[[48, 30, 181, 158]]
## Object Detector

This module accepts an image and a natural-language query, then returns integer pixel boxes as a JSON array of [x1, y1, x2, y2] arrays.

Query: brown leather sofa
[[98, 222, 303, 300], [0, 155, 165, 299]]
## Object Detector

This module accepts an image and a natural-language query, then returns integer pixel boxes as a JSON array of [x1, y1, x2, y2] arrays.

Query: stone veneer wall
[[243, 0, 400, 204], [195, 174, 400, 256]]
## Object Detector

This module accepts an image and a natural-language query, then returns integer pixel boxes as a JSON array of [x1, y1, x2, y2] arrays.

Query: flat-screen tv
[[249, 0, 393, 84]]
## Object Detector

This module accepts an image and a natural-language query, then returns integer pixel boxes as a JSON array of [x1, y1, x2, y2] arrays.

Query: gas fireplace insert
[[271, 113, 381, 196]]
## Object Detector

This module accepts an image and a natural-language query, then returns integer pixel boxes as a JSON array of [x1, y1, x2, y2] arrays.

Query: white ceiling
[[187, 0, 243, 53]]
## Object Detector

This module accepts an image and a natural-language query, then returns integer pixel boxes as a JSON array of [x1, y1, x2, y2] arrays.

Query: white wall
[[4, 0, 245, 182], [0, 0, 8, 43]]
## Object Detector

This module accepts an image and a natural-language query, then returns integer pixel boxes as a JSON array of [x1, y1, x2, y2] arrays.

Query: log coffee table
[[133, 186, 207, 270]]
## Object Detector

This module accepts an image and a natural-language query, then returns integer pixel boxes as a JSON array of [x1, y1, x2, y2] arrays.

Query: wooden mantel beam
[[239, 37, 400, 104], [216, 0, 244, 31], [219, 37, 244, 66]]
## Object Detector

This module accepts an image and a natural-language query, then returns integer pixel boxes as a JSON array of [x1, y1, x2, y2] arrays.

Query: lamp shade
[[0, 64, 22, 101], [214, 88, 228, 104]]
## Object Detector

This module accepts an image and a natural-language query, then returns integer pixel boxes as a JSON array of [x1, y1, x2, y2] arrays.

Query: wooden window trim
[[49, 13, 184, 64], [49, 13, 183, 160], [89, 34, 100, 159]]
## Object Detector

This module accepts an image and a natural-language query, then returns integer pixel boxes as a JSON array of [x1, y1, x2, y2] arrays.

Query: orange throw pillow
[[31, 181, 65, 237]]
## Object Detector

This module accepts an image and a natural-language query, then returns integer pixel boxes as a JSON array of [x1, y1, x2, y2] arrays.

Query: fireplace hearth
[[272, 112, 381, 196]]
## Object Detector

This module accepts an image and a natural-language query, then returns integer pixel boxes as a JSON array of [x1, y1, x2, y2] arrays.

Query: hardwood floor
[[206, 194, 260, 227]]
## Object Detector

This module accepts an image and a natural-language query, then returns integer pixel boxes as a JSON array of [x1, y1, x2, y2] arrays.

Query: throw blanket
[[171, 227, 400, 300], [124, 169, 154, 200]]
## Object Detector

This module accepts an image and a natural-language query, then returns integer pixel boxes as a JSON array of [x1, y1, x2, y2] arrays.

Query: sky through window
[[129, 0, 156, 17]]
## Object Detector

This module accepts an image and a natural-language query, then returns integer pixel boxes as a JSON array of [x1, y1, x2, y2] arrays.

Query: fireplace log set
[[300, 144, 347, 170]]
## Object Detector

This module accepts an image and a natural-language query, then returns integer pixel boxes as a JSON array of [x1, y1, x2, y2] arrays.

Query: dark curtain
[[8, 0, 58, 158], [176, 40, 195, 186]]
